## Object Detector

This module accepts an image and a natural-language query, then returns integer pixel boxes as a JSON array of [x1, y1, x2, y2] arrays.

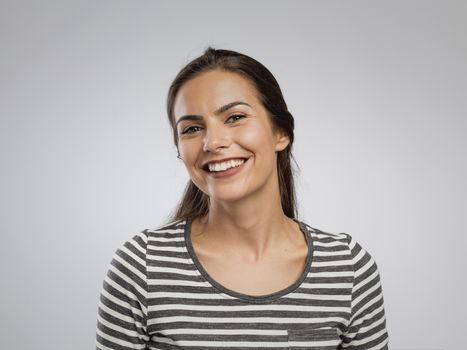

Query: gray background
[[1, 0, 465, 349]]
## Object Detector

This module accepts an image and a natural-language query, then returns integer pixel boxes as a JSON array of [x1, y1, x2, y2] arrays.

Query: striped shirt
[[96, 217, 389, 349]]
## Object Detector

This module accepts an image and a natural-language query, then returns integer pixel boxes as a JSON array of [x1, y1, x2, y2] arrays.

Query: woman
[[96, 47, 389, 349]]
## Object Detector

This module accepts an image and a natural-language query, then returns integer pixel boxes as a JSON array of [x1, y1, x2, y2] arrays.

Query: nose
[[202, 122, 231, 153]]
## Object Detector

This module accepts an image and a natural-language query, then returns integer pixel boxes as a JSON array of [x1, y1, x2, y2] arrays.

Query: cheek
[[237, 124, 275, 153], [179, 142, 204, 176], [179, 140, 199, 158], [239, 128, 258, 144]]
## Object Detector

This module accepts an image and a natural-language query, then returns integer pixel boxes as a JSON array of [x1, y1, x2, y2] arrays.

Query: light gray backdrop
[[1, 1, 465, 349]]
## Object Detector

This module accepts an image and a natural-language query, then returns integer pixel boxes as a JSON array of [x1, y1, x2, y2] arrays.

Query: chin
[[207, 188, 251, 203]]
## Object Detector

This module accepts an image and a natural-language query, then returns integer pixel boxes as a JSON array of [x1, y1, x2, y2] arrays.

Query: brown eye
[[227, 114, 246, 123], [180, 126, 202, 135]]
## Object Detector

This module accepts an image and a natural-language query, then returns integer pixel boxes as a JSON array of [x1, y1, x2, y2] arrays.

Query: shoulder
[[121, 218, 187, 247], [143, 218, 187, 238], [104, 219, 189, 290], [299, 220, 351, 251], [142, 218, 187, 249], [301, 222, 349, 242], [110, 218, 188, 267], [299, 220, 377, 265]]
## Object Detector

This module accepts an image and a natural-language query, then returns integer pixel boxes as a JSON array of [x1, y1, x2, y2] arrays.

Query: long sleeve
[[96, 231, 149, 349], [341, 235, 389, 349]]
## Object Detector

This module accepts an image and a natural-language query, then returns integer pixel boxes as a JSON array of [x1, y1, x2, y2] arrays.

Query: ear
[[274, 127, 290, 152]]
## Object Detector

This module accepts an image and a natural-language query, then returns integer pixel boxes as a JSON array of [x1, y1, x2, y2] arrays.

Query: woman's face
[[173, 69, 289, 203]]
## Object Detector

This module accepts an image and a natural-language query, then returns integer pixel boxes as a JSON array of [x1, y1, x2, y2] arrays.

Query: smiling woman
[[172, 69, 290, 209], [95, 47, 389, 350]]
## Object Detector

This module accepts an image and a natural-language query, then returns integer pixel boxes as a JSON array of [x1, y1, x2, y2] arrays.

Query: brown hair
[[164, 47, 300, 223]]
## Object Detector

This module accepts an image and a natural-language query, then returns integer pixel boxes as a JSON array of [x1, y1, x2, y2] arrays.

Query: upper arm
[[341, 235, 389, 349], [96, 232, 149, 350]]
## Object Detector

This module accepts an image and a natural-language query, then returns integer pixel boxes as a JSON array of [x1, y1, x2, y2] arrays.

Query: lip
[[201, 157, 248, 170], [203, 158, 249, 178]]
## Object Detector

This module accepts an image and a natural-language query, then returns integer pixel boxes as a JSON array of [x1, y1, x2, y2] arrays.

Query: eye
[[179, 114, 245, 135], [227, 114, 246, 123], [180, 125, 203, 135]]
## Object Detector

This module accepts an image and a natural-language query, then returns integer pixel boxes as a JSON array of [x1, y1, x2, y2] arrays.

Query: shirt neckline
[[183, 217, 314, 304]]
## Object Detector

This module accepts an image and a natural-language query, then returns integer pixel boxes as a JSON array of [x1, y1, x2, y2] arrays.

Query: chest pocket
[[287, 327, 340, 349]]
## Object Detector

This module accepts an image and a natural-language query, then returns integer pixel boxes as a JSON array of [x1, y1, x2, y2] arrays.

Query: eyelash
[[180, 114, 246, 135]]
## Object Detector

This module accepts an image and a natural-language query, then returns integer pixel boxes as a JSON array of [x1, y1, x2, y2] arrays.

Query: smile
[[203, 158, 249, 178], [208, 158, 245, 172]]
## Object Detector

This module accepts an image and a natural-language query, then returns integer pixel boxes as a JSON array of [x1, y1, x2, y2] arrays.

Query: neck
[[194, 172, 298, 261]]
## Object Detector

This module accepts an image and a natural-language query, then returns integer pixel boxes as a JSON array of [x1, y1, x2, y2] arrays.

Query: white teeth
[[208, 159, 245, 172]]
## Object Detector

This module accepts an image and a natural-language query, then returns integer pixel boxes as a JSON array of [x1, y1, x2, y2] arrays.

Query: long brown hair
[[164, 47, 300, 223]]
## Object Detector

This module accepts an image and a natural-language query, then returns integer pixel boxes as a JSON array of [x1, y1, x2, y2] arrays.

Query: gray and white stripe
[[96, 219, 388, 349]]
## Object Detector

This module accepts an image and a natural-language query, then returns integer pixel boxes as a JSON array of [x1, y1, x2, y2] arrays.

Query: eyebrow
[[175, 101, 252, 128]]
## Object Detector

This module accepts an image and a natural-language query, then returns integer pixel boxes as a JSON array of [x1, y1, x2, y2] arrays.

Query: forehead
[[173, 70, 261, 118]]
